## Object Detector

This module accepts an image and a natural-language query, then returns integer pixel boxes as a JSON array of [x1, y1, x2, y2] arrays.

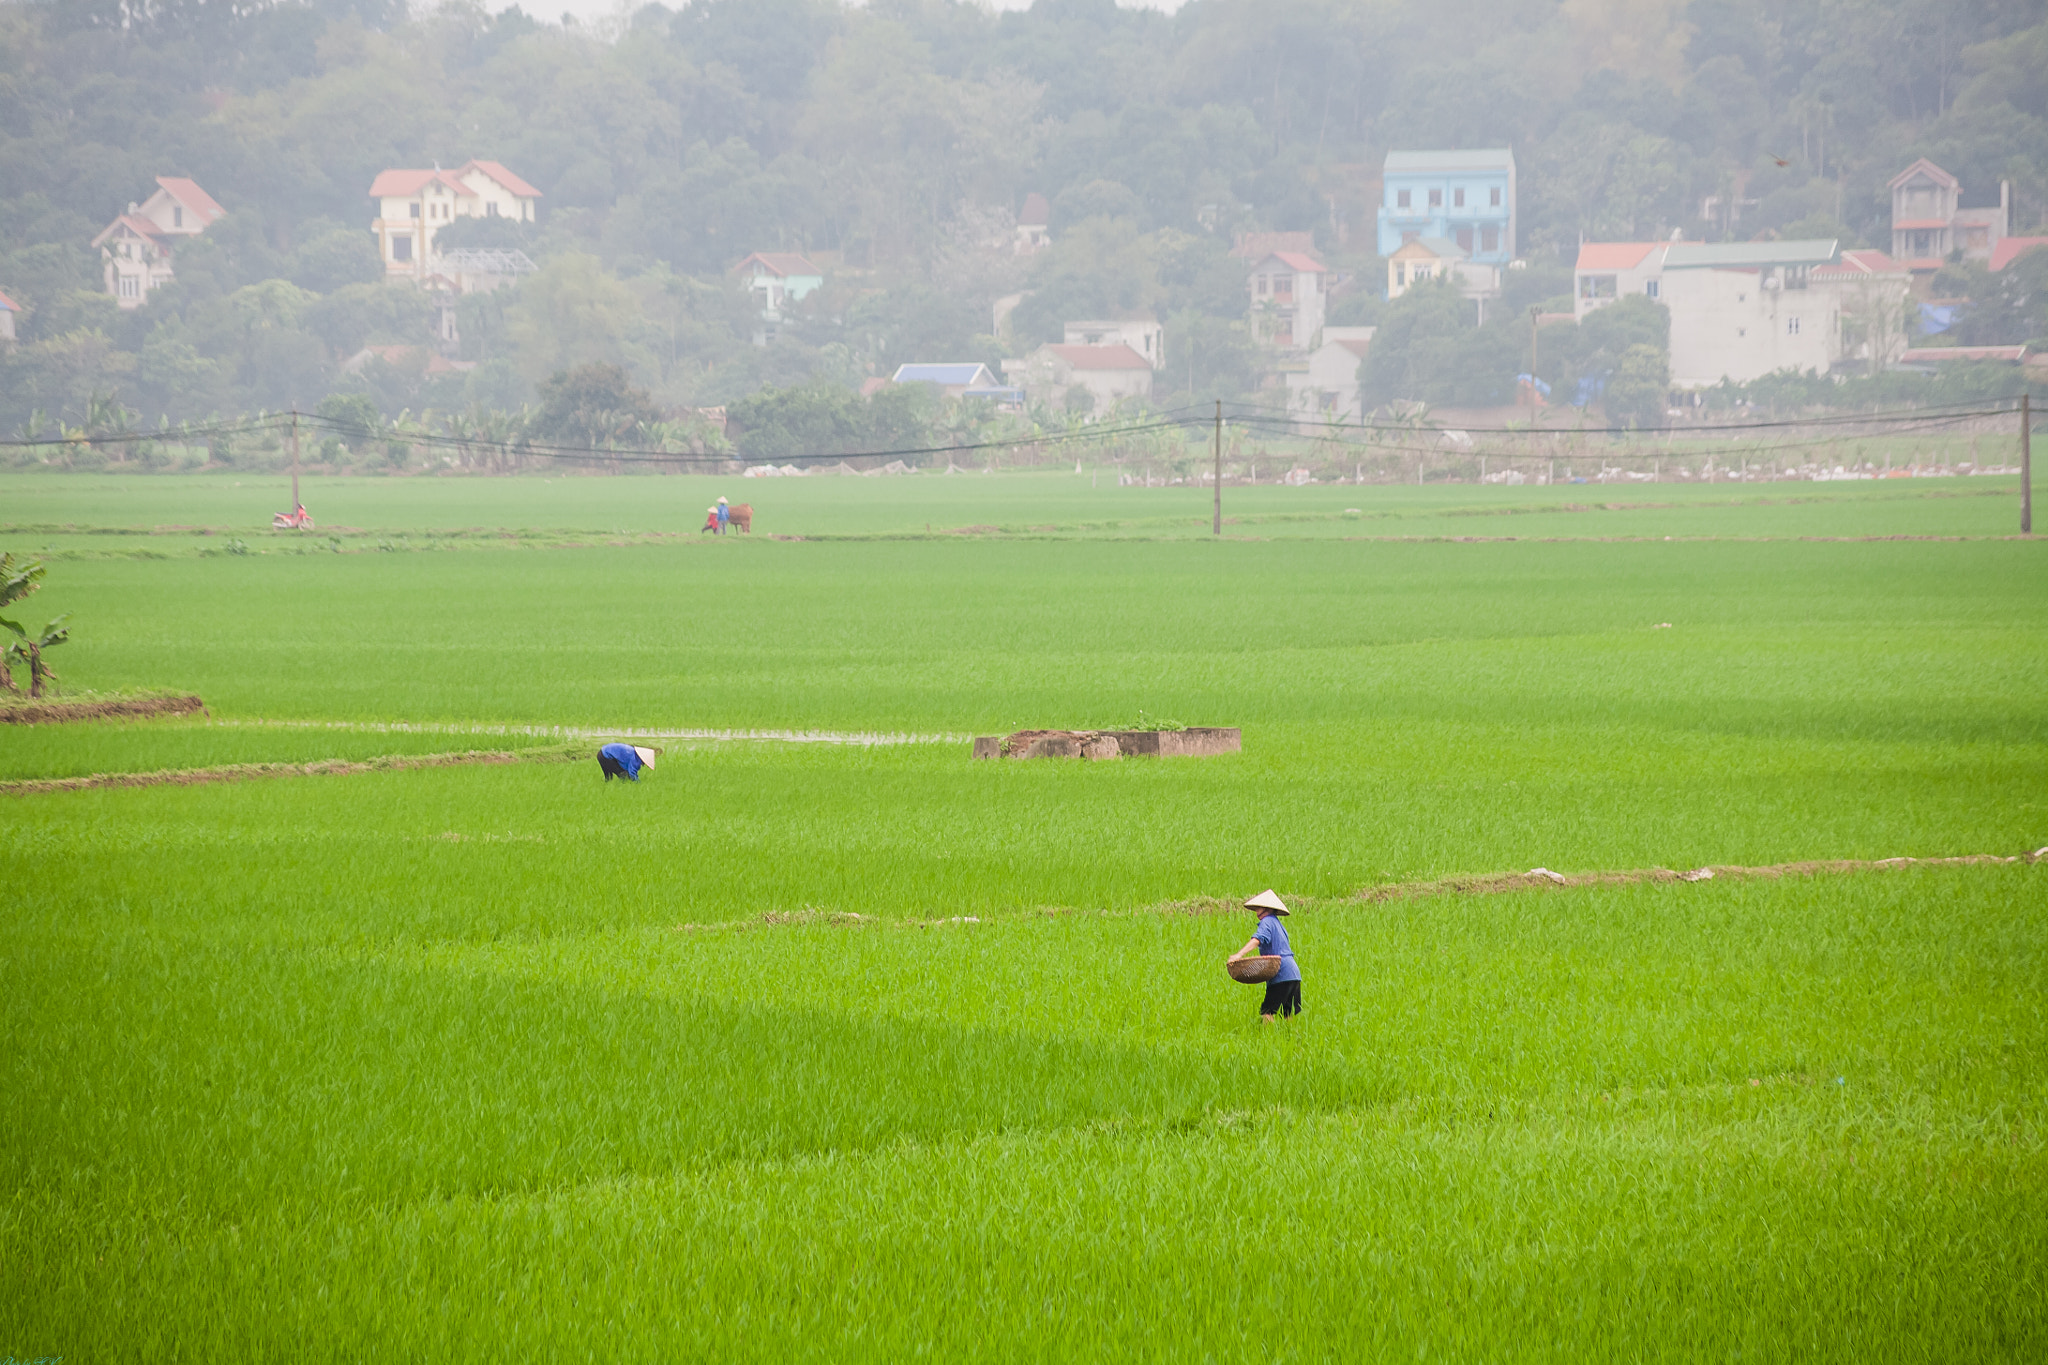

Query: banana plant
[[0, 614, 66, 698]]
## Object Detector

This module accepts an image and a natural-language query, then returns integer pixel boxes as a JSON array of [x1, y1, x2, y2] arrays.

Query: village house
[[1811, 248, 1913, 372], [92, 176, 225, 308], [1014, 344, 1153, 413], [1016, 193, 1051, 253], [1377, 149, 1516, 272], [1246, 250, 1326, 349], [1658, 239, 1843, 387], [1285, 326, 1374, 422], [1572, 241, 1668, 319], [1063, 317, 1162, 368], [732, 252, 824, 314], [1888, 158, 2007, 269], [891, 362, 1003, 398], [1389, 237, 1500, 310], [0, 289, 18, 344], [370, 160, 540, 282]]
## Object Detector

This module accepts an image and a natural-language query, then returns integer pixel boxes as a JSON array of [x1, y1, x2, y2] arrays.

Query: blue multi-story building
[[1376, 149, 1516, 267]]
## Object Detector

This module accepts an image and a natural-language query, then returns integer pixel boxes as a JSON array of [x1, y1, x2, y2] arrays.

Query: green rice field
[[4, 470, 2045, 1360]]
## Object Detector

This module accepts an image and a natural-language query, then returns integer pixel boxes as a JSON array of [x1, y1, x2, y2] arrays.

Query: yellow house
[[1386, 236, 1464, 297], [369, 160, 541, 281]]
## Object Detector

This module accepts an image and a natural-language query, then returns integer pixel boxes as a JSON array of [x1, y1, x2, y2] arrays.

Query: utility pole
[[2023, 391, 2033, 535], [1528, 306, 1540, 413], [1212, 399, 1223, 536], [290, 407, 301, 511]]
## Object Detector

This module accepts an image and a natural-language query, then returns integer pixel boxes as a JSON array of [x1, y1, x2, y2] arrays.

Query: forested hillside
[[2, 0, 2044, 434]]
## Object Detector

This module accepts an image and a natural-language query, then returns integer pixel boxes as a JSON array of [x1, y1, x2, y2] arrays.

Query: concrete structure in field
[[1063, 316, 1162, 369], [1377, 149, 1515, 268], [92, 177, 225, 308], [1285, 326, 1374, 421], [370, 161, 540, 281], [1013, 344, 1153, 413], [1245, 250, 1326, 349], [973, 727, 1242, 760], [1889, 158, 2007, 269], [1658, 239, 1842, 387]]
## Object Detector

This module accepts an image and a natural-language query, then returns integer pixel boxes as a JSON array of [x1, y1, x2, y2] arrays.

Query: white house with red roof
[[91, 176, 225, 308], [370, 160, 540, 281], [1247, 250, 1326, 349], [731, 252, 823, 311], [1888, 158, 2007, 269], [1573, 241, 1668, 318], [1286, 326, 1375, 421], [1063, 316, 1162, 369], [1015, 343, 1154, 413]]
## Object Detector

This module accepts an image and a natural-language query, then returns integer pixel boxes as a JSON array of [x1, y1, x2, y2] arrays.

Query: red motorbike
[[272, 504, 314, 530]]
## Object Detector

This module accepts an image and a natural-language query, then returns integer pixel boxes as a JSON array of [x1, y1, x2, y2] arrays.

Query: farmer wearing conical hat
[[1229, 890, 1301, 1021], [597, 742, 659, 782]]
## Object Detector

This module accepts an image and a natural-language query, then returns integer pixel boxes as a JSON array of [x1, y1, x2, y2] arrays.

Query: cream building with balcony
[[370, 160, 541, 281]]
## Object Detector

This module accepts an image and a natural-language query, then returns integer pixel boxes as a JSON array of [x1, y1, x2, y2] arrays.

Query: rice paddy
[[3, 469, 2044, 1360]]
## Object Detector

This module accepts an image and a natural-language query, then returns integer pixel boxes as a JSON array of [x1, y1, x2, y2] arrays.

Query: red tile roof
[[369, 168, 476, 198], [91, 214, 167, 247], [1264, 250, 1327, 273], [1045, 343, 1151, 371], [1888, 158, 1958, 191], [1574, 242, 1661, 271], [1813, 248, 1907, 277], [155, 176, 224, 224], [733, 251, 820, 278], [460, 159, 542, 198], [0, 289, 17, 312], [1900, 345, 2027, 363], [1019, 193, 1050, 226], [1990, 236, 2048, 271]]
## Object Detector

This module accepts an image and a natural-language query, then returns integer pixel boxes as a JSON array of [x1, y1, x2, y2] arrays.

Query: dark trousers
[[598, 754, 630, 781], [1261, 979, 1302, 1017]]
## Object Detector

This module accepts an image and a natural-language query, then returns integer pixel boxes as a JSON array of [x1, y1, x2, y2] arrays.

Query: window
[[1481, 227, 1498, 252], [1401, 229, 1419, 244], [1455, 227, 1472, 251], [1396, 189, 1411, 209], [173, 207, 183, 228], [1578, 274, 1617, 300], [1256, 274, 1268, 297], [1490, 187, 1501, 207], [1454, 187, 1465, 207], [487, 203, 500, 218], [118, 273, 139, 299], [1645, 279, 1659, 298], [409, 203, 420, 219], [1394, 263, 1406, 286], [393, 236, 412, 262], [1428, 188, 1442, 208], [1786, 317, 1800, 335]]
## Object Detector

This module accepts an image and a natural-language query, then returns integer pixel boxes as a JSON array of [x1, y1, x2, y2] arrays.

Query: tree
[[0, 554, 45, 694], [530, 363, 664, 450], [1604, 343, 1671, 429]]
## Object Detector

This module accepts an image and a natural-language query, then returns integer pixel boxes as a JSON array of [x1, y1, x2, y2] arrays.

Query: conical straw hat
[[1244, 889, 1288, 915], [633, 746, 658, 769]]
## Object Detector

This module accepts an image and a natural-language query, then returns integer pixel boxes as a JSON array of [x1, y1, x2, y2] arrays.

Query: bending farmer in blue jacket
[[597, 743, 659, 781], [1229, 889, 1302, 1021]]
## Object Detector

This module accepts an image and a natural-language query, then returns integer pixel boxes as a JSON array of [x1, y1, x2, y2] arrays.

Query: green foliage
[[1604, 343, 1672, 429], [314, 392, 385, 448], [725, 381, 942, 461], [1358, 277, 1518, 409], [530, 362, 663, 450]]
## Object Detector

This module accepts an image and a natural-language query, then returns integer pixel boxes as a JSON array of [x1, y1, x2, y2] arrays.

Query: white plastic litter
[[1680, 868, 1715, 882], [1527, 868, 1567, 884]]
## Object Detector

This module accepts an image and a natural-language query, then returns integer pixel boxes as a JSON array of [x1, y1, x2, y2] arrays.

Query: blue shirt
[[1255, 915, 1301, 982], [599, 742, 644, 780]]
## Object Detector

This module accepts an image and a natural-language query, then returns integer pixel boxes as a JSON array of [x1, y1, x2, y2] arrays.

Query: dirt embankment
[[0, 747, 578, 796], [0, 694, 205, 724]]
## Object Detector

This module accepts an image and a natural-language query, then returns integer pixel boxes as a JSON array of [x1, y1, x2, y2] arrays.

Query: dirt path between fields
[[1348, 853, 2045, 900], [1, 694, 204, 724], [0, 747, 566, 796]]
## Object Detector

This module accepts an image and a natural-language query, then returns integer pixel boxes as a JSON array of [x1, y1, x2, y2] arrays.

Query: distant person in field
[[702, 506, 719, 534], [597, 742, 658, 782], [716, 497, 730, 533], [1229, 889, 1301, 1020]]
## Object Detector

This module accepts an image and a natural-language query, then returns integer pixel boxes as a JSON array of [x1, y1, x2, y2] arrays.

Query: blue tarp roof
[[893, 363, 991, 385]]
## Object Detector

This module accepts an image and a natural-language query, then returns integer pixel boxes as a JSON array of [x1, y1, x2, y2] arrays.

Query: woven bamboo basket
[[1228, 955, 1283, 984]]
